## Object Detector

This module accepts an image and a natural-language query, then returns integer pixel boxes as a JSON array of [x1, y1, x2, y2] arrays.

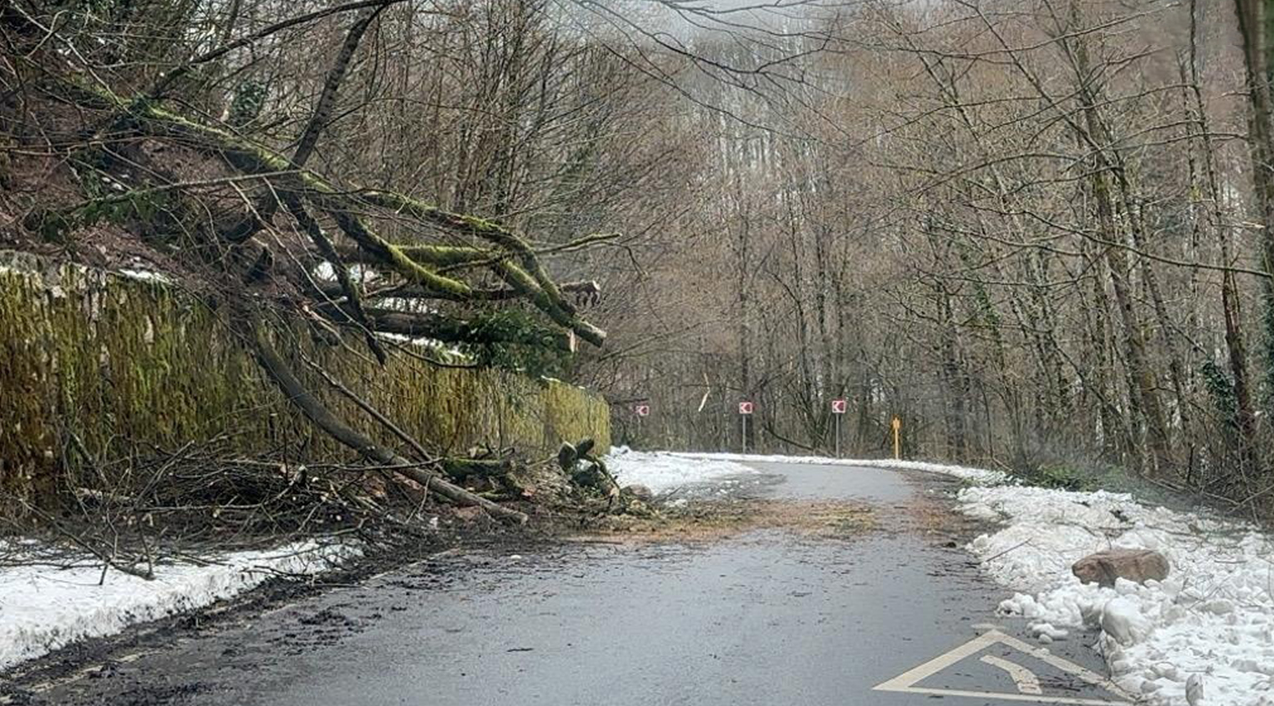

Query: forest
[[4, 0, 1274, 520], [580, 0, 1274, 513]]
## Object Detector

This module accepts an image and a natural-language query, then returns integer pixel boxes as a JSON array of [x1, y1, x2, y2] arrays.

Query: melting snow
[[960, 484, 1274, 705], [663, 451, 1010, 485], [0, 540, 355, 672], [606, 448, 1007, 488], [605, 447, 758, 493], [117, 268, 172, 284]]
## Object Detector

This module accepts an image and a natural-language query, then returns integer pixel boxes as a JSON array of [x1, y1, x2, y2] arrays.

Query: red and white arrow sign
[[831, 399, 848, 414], [634, 404, 650, 417], [738, 401, 754, 415]]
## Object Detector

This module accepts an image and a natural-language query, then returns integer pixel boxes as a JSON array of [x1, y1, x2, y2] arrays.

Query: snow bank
[[0, 540, 355, 672], [605, 448, 1007, 494], [663, 451, 1011, 485], [961, 484, 1274, 705], [605, 447, 758, 493]]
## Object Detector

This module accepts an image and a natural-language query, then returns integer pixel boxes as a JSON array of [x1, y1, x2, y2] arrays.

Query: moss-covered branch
[[358, 191, 572, 302], [370, 279, 600, 302], [52, 79, 477, 298], [97, 86, 603, 344], [356, 190, 606, 345], [286, 195, 388, 364]]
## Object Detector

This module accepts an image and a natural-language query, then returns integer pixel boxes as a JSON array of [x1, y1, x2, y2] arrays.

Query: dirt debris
[[571, 498, 876, 544]]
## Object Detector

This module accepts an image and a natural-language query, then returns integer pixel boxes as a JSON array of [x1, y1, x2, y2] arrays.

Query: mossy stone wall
[[0, 252, 609, 509]]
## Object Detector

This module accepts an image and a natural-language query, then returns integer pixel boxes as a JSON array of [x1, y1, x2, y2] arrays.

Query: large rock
[[1072, 549, 1169, 587]]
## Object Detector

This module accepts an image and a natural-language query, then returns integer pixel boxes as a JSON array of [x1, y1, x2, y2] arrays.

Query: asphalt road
[[22, 462, 1132, 706]]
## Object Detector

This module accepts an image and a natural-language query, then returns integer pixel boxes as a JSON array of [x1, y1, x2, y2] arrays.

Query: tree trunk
[[1235, 0, 1274, 409], [251, 323, 528, 525]]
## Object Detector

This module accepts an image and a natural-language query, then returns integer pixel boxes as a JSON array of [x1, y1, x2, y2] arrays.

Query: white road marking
[[875, 685, 1125, 704], [981, 654, 1043, 695], [873, 630, 1132, 705]]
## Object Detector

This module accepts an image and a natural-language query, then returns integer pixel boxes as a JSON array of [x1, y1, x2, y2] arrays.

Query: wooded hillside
[[7, 0, 1274, 517], [565, 0, 1274, 513]]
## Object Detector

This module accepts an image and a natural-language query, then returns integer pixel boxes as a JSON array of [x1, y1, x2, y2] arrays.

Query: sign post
[[738, 401, 754, 453], [831, 399, 847, 457], [634, 403, 649, 439], [891, 416, 902, 460]]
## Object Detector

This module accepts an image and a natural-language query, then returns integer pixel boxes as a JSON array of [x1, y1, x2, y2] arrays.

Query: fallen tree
[[1, 2, 616, 528], [252, 325, 529, 525]]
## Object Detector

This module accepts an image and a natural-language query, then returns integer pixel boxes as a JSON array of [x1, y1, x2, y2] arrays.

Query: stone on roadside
[[622, 484, 654, 502], [1072, 549, 1169, 587]]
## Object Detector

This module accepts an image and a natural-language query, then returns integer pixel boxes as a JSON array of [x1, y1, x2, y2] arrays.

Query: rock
[[623, 484, 654, 502], [1072, 549, 1169, 587], [1202, 599, 1234, 615]]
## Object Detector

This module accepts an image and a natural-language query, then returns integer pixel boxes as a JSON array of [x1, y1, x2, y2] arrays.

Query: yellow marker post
[[891, 416, 902, 460]]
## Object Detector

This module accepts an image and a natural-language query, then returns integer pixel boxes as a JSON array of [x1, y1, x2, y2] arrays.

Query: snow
[[0, 540, 355, 672], [605, 447, 758, 493], [960, 483, 1274, 705], [118, 268, 173, 284], [650, 450, 1009, 485], [313, 261, 378, 284], [375, 331, 467, 360], [604, 448, 1007, 495]]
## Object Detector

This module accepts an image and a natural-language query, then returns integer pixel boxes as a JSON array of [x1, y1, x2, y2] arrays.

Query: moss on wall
[[0, 253, 609, 510]]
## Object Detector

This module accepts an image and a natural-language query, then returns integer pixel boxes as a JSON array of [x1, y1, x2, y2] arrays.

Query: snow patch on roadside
[[605, 447, 757, 493], [604, 448, 1008, 494], [0, 540, 356, 672], [664, 451, 1011, 485], [961, 484, 1274, 705]]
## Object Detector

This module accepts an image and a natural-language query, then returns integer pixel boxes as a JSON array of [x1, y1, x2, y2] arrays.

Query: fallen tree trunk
[[318, 277, 601, 304], [251, 324, 528, 525], [441, 458, 514, 480], [23, 78, 609, 530]]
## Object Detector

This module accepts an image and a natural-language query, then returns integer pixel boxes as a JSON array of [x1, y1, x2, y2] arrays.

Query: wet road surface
[[21, 462, 1131, 705]]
